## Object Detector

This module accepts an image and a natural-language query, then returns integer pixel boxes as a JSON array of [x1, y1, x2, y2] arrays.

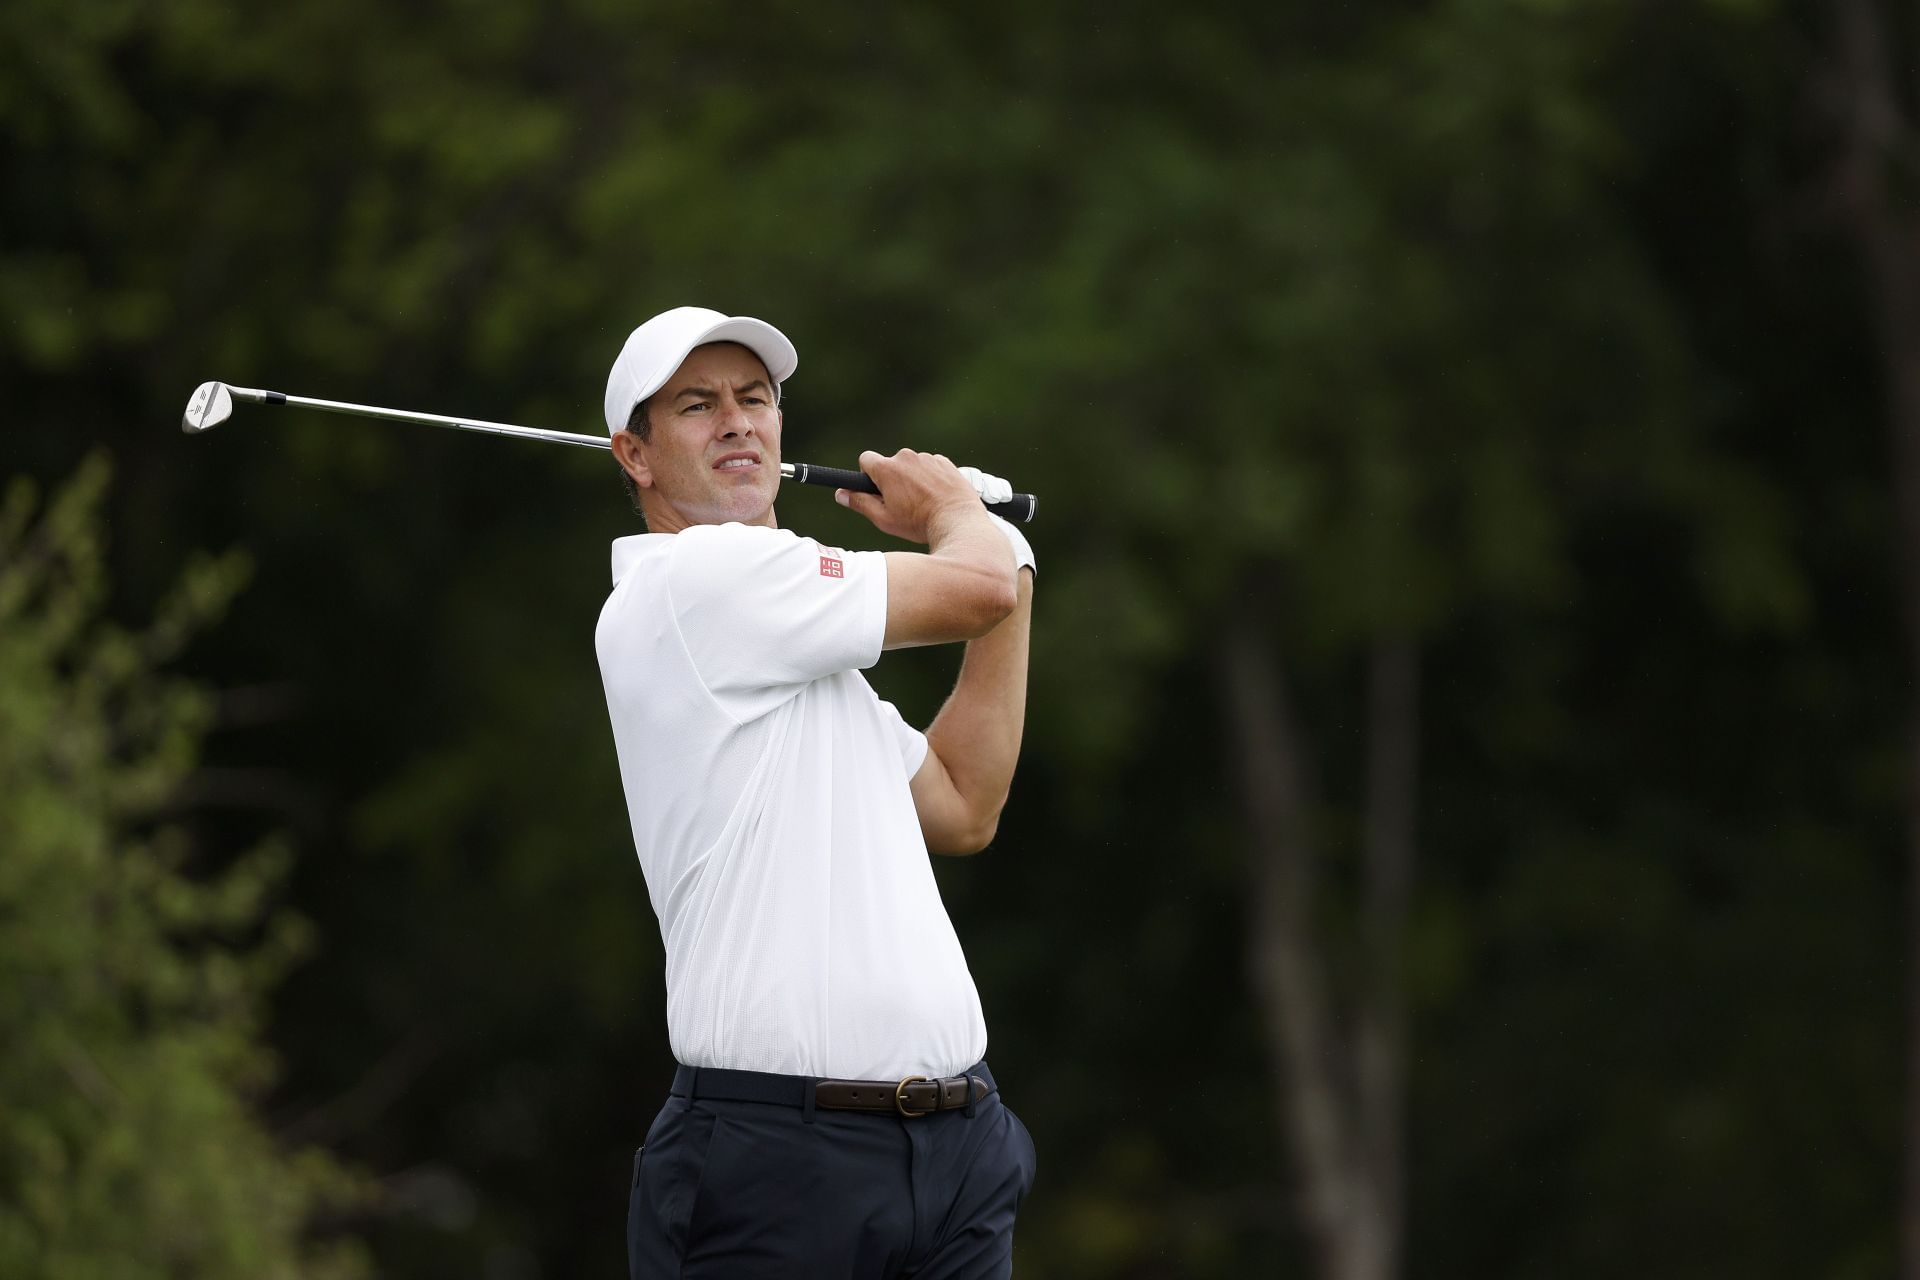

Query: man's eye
[[682, 402, 710, 414]]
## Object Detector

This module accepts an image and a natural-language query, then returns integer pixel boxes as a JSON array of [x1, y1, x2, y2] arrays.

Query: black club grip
[[784, 462, 1037, 523]]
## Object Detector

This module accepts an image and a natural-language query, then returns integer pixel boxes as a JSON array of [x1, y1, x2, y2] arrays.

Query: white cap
[[603, 307, 799, 435]]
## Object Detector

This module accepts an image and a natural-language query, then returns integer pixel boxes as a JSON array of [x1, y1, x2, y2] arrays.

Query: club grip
[[785, 462, 1037, 523]]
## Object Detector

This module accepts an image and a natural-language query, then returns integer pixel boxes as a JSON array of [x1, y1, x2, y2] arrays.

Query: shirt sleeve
[[666, 523, 888, 715]]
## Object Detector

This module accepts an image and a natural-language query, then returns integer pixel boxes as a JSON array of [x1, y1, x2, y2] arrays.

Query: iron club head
[[182, 381, 234, 433]]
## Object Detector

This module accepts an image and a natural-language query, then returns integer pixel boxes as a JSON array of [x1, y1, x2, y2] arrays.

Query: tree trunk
[[1830, 3, 1920, 1272], [1222, 623, 1420, 1280]]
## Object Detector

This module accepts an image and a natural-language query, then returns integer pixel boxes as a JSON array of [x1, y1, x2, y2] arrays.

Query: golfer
[[597, 307, 1037, 1278]]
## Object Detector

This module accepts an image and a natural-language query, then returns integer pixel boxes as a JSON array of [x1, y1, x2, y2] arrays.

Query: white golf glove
[[957, 466, 1014, 506]]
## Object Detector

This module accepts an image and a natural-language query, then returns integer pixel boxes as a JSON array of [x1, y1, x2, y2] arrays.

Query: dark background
[[5, 1, 1915, 1275]]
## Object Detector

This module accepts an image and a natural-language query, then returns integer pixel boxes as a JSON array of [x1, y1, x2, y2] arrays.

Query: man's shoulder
[[609, 532, 672, 590], [669, 523, 830, 578], [610, 525, 801, 586]]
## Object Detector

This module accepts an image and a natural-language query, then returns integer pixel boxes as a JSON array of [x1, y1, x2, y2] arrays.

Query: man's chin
[[726, 479, 779, 525], [707, 490, 778, 528]]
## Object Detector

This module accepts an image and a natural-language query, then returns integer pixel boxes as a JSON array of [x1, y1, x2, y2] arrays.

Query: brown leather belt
[[671, 1062, 996, 1119], [817, 1074, 989, 1117]]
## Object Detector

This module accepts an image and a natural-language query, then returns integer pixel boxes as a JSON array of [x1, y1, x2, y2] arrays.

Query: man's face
[[619, 341, 783, 532]]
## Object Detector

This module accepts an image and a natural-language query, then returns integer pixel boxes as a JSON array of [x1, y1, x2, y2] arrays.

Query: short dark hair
[[617, 396, 652, 512]]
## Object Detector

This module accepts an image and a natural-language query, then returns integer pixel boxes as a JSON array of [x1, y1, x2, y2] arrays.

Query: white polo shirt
[[596, 522, 988, 1080]]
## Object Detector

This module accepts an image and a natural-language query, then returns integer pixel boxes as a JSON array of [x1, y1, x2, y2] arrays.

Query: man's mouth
[[713, 453, 760, 472]]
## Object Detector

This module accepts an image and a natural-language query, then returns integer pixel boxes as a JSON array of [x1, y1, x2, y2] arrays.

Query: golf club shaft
[[226, 385, 609, 449], [219, 385, 1038, 522]]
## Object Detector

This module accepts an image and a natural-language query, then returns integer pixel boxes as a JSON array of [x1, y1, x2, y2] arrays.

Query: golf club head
[[182, 381, 234, 433]]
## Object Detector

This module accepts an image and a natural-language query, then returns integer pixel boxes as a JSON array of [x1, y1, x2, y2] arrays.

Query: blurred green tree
[[0, 456, 366, 1279]]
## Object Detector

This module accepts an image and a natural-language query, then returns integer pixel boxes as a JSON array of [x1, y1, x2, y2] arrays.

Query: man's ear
[[612, 432, 652, 489]]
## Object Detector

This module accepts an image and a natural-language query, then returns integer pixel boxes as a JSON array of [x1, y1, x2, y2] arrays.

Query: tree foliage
[[0, 457, 365, 1279]]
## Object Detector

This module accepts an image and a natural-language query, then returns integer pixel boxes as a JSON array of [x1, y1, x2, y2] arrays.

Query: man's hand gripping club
[[836, 449, 1029, 649]]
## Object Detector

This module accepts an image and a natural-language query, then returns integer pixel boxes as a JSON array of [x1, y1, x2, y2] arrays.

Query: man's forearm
[[926, 502, 1018, 609], [924, 569, 1033, 831]]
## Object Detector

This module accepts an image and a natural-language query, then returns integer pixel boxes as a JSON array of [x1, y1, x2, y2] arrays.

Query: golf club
[[182, 381, 1038, 522]]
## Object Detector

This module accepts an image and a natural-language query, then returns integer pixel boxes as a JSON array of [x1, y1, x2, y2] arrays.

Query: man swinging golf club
[[597, 307, 1037, 1278]]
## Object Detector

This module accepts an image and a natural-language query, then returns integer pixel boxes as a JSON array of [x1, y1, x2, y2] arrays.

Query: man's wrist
[[924, 498, 994, 550]]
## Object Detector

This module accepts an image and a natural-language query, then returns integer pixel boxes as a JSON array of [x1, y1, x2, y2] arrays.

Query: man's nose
[[717, 398, 755, 436]]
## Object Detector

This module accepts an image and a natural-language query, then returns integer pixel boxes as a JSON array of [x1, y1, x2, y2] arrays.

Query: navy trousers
[[627, 1062, 1036, 1278]]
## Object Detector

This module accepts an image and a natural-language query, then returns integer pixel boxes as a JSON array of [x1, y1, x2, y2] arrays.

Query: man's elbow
[[929, 810, 1002, 856], [959, 813, 1001, 855], [961, 577, 1018, 639]]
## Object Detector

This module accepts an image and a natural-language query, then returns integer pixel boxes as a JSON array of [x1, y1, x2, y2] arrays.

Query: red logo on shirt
[[819, 555, 844, 579]]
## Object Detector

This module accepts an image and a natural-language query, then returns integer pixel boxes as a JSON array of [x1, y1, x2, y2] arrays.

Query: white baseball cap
[[603, 306, 799, 436]]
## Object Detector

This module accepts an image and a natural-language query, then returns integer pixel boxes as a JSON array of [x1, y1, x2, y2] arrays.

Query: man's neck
[[638, 503, 779, 535]]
